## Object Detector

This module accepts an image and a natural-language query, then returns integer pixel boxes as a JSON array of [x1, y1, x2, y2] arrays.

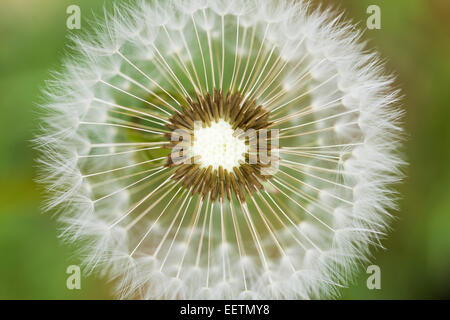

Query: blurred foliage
[[0, 0, 449, 299]]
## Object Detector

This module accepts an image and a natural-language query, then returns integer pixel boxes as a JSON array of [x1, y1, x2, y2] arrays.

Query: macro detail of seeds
[[165, 89, 275, 203], [37, 0, 404, 299]]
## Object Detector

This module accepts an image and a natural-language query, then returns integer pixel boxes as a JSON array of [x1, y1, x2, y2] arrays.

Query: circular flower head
[[37, 0, 404, 299]]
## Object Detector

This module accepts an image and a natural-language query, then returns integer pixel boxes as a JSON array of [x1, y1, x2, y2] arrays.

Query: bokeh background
[[0, 0, 449, 299]]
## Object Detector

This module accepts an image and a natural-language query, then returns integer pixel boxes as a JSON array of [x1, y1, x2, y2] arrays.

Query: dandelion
[[36, 0, 404, 299]]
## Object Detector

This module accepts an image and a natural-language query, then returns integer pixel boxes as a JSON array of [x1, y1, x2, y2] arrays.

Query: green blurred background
[[0, 0, 449, 299]]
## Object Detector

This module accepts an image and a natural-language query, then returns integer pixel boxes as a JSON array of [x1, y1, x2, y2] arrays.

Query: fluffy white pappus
[[36, 0, 405, 299]]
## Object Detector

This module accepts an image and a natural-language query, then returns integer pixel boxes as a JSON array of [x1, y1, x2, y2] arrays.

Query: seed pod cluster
[[164, 89, 276, 203]]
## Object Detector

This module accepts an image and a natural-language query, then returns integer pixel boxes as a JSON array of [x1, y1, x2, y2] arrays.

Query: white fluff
[[36, 0, 405, 299]]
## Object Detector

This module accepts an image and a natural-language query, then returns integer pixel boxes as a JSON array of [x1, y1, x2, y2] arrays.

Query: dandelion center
[[192, 120, 247, 171], [164, 89, 275, 203]]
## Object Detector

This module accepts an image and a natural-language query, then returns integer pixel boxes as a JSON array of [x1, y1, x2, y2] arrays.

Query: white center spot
[[192, 120, 247, 171]]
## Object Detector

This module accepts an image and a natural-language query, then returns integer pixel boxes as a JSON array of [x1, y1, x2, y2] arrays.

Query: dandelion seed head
[[36, 0, 405, 299]]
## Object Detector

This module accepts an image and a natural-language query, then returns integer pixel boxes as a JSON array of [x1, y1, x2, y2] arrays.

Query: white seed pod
[[36, 0, 405, 299]]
